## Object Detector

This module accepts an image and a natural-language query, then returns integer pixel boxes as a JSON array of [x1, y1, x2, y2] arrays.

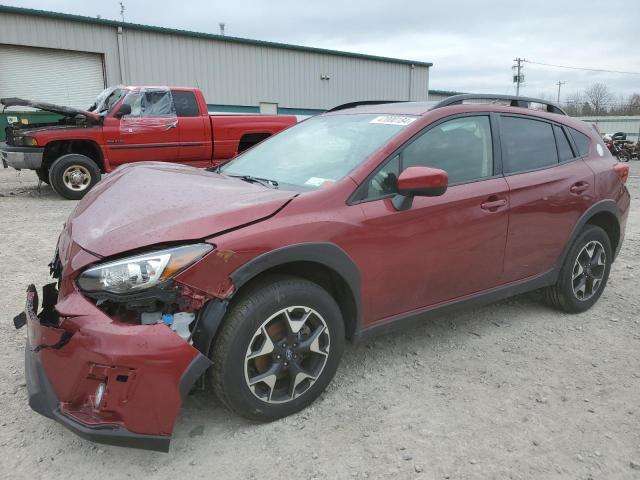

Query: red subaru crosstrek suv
[[15, 95, 630, 451]]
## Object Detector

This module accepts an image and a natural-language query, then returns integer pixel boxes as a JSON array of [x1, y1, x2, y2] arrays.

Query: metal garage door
[[0, 44, 105, 109]]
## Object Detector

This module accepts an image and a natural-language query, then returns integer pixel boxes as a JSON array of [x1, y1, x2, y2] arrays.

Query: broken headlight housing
[[77, 244, 213, 294]]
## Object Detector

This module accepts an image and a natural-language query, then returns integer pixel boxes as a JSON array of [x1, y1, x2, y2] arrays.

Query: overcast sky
[[6, 0, 640, 103]]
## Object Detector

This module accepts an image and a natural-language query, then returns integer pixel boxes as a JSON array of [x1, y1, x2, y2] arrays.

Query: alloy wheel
[[571, 240, 606, 301], [244, 306, 330, 404]]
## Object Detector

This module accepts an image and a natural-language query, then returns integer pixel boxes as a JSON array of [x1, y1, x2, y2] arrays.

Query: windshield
[[89, 86, 128, 114], [221, 114, 414, 190]]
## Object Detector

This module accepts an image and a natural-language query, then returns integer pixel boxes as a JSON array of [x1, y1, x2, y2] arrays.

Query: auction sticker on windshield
[[369, 115, 416, 126], [305, 177, 334, 187]]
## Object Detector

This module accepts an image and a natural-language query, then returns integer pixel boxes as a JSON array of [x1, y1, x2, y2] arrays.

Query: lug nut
[[276, 354, 281, 359], [284, 362, 288, 366]]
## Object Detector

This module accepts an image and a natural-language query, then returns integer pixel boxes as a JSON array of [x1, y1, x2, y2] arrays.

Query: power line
[[524, 59, 640, 76]]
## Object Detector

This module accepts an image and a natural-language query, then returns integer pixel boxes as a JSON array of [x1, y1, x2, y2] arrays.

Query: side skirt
[[353, 269, 557, 342]]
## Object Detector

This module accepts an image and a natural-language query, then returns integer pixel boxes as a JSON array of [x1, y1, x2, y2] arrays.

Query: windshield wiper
[[229, 174, 279, 189]]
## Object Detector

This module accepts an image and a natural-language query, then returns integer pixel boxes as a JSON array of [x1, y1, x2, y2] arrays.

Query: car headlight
[[77, 244, 213, 294]]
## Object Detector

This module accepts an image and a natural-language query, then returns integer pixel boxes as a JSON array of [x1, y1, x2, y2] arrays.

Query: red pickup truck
[[1, 86, 297, 199]]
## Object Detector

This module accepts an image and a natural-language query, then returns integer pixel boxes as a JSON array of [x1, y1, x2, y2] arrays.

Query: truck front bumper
[[16, 284, 212, 452], [1, 142, 44, 169]]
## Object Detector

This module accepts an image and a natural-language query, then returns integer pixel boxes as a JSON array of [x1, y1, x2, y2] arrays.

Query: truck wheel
[[48, 154, 101, 200], [35, 167, 50, 184], [210, 275, 345, 421]]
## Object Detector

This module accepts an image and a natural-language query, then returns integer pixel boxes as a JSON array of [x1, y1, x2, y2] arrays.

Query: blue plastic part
[[162, 313, 174, 326]]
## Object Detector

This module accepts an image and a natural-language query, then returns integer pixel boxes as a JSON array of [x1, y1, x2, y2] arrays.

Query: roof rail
[[433, 94, 567, 115], [327, 100, 405, 112]]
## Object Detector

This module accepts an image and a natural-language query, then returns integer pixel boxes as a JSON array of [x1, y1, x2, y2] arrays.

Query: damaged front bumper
[[15, 283, 212, 452]]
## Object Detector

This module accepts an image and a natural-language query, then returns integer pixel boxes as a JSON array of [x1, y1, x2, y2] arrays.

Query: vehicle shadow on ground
[[174, 289, 551, 438]]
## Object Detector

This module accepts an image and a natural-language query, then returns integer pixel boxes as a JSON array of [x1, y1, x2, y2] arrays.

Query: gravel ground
[[0, 164, 639, 480]]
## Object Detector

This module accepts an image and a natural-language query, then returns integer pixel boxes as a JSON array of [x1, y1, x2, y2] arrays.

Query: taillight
[[613, 163, 629, 184]]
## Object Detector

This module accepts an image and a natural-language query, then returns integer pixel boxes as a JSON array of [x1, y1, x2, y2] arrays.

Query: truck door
[[172, 90, 212, 167], [103, 88, 180, 165]]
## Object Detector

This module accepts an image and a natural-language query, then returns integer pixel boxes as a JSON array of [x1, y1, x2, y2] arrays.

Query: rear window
[[500, 116, 558, 173], [569, 128, 591, 157], [553, 125, 575, 162], [172, 91, 200, 117]]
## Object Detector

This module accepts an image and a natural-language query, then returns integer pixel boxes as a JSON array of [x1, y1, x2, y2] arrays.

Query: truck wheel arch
[[237, 132, 272, 153], [43, 140, 105, 172]]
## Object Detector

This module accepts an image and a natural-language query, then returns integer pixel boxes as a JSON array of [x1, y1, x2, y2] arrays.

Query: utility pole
[[556, 81, 566, 103], [513, 58, 525, 97], [219, 22, 226, 35], [119, 2, 125, 22]]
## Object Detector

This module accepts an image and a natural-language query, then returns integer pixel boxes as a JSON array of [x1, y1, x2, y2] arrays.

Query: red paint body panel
[[32, 285, 199, 436], [23, 86, 296, 173], [502, 160, 595, 282], [356, 178, 510, 322], [69, 162, 297, 257]]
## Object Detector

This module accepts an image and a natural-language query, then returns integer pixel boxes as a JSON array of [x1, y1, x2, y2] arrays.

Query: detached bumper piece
[[24, 342, 171, 452], [16, 284, 212, 452]]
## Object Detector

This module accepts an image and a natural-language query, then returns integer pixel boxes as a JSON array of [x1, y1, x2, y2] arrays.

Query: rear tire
[[545, 225, 612, 313], [210, 275, 345, 421], [48, 154, 101, 200]]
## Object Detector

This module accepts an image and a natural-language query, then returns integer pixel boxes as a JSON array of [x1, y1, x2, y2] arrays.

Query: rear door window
[[553, 125, 575, 162], [172, 91, 200, 117], [500, 116, 558, 173], [568, 127, 591, 156]]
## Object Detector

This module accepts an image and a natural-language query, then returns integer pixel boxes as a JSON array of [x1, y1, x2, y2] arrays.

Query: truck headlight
[[77, 244, 213, 294]]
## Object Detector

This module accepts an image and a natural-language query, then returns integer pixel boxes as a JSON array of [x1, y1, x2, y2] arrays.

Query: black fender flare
[[555, 200, 621, 274], [230, 242, 362, 332], [192, 242, 362, 356]]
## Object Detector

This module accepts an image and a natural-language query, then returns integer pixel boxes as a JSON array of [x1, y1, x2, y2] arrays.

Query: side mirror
[[114, 103, 132, 118], [392, 166, 448, 210]]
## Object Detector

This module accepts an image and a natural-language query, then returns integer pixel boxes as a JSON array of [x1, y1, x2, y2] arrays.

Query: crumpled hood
[[1, 97, 100, 123], [68, 163, 297, 257]]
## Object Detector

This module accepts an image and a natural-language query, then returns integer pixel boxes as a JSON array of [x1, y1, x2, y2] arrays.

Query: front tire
[[210, 276, 345, 421], [49, 154, 101, 200], [545, 225, 612, 313]]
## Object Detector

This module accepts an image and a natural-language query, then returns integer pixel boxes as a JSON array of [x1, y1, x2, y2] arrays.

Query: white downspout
[[116, 26, 127, 84]]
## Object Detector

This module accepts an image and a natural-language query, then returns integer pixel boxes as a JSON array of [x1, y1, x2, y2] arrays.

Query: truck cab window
[[172, 91, 200, 117]]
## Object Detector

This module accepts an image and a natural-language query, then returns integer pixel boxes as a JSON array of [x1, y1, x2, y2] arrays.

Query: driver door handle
[[164, 121, 178, 129], [480, 197, 507, 212]]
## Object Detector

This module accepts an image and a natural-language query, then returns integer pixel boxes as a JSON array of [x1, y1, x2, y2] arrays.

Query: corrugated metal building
[[0, 5, 432, 116], [577, 116, 640, 141]]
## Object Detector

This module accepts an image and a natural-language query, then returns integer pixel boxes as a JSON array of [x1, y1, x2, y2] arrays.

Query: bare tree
[[584, 83, 613, 115]]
